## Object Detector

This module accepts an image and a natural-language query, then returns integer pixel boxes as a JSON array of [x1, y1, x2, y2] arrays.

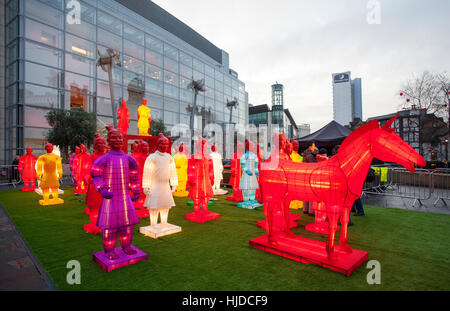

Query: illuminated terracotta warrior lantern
[[137, 98, 151, 136], [237, 139, 261, 209], [131, 140, 150, 218], [18, 146, 38, 191], [210, 144, 228, 195], [226, 141, 244, 202], [91, 126, 146, 272], [69, 146, 80, 187], [117, 99, 130, 136], [186, 136, 220, 223], [173, 144, 189, 197], [73, 144, 90, 194], [140, 133, 181, 238], [83, 133, 106, 235], [36, 142, 64, 206], [250, 117, 426, 276]]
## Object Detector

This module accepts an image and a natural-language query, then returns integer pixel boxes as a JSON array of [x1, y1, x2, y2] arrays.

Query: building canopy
[[296, 120, 352, 147]]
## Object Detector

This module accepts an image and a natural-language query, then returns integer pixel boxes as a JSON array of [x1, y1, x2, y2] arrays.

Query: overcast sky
[[152, 0, 450, 132]]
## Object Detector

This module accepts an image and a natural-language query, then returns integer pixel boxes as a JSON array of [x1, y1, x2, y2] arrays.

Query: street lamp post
[[226, 97, 239, 124], [97, 48, 122, 128], [187, 78, 206, 152]]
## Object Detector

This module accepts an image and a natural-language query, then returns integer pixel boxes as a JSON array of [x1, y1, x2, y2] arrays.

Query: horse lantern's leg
[[325, 204, 340, 258], [283, 196, 295, 237], [338, 204, 353, 253]]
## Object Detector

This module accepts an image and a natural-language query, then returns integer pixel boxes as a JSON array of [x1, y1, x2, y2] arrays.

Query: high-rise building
[[332, 71, 362, 126], [1, 0, 248, 163]]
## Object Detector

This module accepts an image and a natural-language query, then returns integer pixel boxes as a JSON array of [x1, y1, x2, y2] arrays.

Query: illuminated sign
[[334, 73, 350, 83]]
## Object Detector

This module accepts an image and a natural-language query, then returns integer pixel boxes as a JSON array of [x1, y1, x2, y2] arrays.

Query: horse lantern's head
[[371, 116, 426, 172]]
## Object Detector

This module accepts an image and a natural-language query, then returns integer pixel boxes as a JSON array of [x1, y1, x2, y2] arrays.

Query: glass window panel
[[180, 113, 189, 126], [145, 34, 163, 53], [123, 23, 144, 46], [97, 114, 113, 125], [164, 70, 178, 86], [146, 94, 163, 109], [123, 55, 144, 74], [97, 28, 122, 52], [124, 40, 144, 60], [6, 0, 19, 23], [164, 44, 178, 61], [180, 101, 190, 115], [180, 89, 192, 103], [145, 50, 162, 67], [97, 10, 122, 35], [24, 84, 59, 108], [40, 0, 63, 10], [65, 72, 93, 94], [179, 52, 192, 67], [97, 98, 112, 116], [66, 33, 95, 59], [164, 110, 178, 125], [6, 18, 19, 44], [232, 79, 238, 90], [215, 90, 223, 103], [164, 98, 179, 113], [205, 86, 214, 98], [197, 94, 205, 106], [205, 64, 214, 77], [145, 78, 163, 95], [25, 40, 63, 68], [239, 82, 245, 92], [193, 58, 204, 72], [146, 65, 162, 81], [25, 106, 51, 128], [25, 18, 62, 49], [193, 70, 204, 81], [97, 63, 122, 84], [164, 83, 178, 99], [25, 0, 63, 29], [25, 62, 61, 88], [215, 70, 223, 82], [97, 80, 121, 99], [65, 53, 95, 76], [180, 64, 192, 79], [124, 72, 145, 99], [64, 91, 92, 111], [224, 75, 231, 86], [77, 0, 96, 24], [180, 76, 191, 89], [205, 96, 214, 108], [224, 85, 232, 96], [24, 127, 49, 149], [149, 107, 162, 121], [65, 19, 96, 42], [124, 84, 144, 108], [204, 75, 214, 87], [164, 57, 178, 73]]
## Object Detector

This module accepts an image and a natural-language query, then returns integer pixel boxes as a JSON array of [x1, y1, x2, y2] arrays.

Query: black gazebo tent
[[297, 120, 352, 149]]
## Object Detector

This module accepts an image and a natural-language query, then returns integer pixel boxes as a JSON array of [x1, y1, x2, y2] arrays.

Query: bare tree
[[399, 71, 450, 122]]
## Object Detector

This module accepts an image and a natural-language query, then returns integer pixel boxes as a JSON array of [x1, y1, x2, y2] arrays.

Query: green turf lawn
[[0, 187, 449, 291]]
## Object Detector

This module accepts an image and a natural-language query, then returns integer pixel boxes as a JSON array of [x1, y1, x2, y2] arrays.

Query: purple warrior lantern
[[90, 126, 147, 272]]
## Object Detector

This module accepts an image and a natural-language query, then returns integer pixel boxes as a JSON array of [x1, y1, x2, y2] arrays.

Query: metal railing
[[0, 165, 22, 187], [363, 165, 449, 207]]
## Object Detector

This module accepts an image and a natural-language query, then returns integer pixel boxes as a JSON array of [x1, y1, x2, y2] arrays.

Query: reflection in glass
[[25, 106, 50, 127], [124, 40, 144, 60], [97, 10, 122, 35], [25, 18, 62, 48], [66, 53, 95, 76], [164, 57, 178, 73], [146, 64, 162, 81], [145, 78, 163, 95], [145, 50, 162, 67], [25, 84, 58, 108], [25, 0, 62, 29], [66, 33, 96, 59], [66, 20, 96, 42], [97, 28, 122, 52], [123, 55, 144, 74], [25, 62, 60, 88], [164, 70, 178, 86], [145, 34, 163, 53], [164, 44, 178, 61], [65, 72, 92, 94], [124, 23, 144, 45]]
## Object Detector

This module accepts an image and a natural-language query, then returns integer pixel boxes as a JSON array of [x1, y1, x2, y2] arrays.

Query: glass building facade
[[2, 0, 248, 163]]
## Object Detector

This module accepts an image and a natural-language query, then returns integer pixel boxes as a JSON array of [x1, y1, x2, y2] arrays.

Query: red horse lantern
[[251, 117, 426, 275]]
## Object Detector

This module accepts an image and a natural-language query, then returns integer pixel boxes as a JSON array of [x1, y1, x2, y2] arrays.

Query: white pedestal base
[[139, 223, 181, 239], [34, 187, 64, 195], [213, 188, 228, 195]]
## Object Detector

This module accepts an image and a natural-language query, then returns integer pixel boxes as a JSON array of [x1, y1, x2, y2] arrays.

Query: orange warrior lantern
[[36, 142, 64, 206], [226, 141, 244, 202], [73, 144, 90, 194], [137, 98, 151, 136], [117, 99, 130, 136], [250, 117, 426, 276], [18, 146, 38, 191], [185, 136, 220, 223]]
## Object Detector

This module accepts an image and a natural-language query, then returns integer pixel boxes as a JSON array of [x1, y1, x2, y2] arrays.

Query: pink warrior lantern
[[250, 117, 426, 276], [83, 134, 106, 235], [18, 146, 38, 191], [117, 99, 130, 136], [90, 126, 147, 272], [73, 144, 90, 194], [185, 136, 220, 223]]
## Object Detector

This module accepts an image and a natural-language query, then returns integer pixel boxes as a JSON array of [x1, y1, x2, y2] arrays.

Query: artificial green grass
[[0, 187, 449, 291]]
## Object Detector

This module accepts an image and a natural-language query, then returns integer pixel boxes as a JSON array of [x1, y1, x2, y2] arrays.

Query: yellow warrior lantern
[[137, 98, 151, 136], [172, 144, 189, 197], [36, 142, 64, 206]]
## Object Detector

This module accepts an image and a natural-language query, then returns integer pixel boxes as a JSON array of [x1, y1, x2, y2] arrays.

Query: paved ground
[[0, 203, 54, 291]]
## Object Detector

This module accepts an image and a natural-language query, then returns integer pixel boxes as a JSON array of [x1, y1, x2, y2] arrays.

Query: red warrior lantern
[[226, 141, 244, 202], [18, 146, 38, 191]]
